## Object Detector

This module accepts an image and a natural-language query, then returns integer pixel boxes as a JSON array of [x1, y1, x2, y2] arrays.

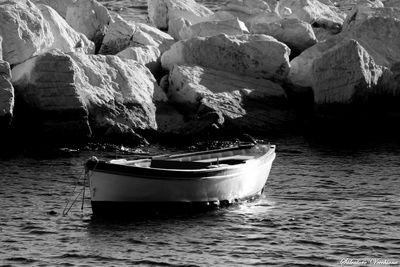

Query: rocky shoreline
[[1, 0, 399, 146]]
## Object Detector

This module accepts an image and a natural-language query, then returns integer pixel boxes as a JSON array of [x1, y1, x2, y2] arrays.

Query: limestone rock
[[11, 50, 164, 142], [220, 0, 272, 15], [251, 18, 317, 55], [161, 34, 291, 81], [66, 0, 112, 50], [179, 18, 249, 40], [311, 39, 383, 104], [289, 35, 343, 88], [278, 0, 345, 32], [148, 0, 214, 30], [38, 4, 95, 54], [344, 10, 400, 67], [0, 0, 53, 65], [116, 45, 161, 76], [0, 60, 14, 126], [168, 18, 192, 40], [343, 4, 396, 30], [214, 2, 281, 28], [168, 65, 295, 132], [99, 15, 174, 55], [33, 0, 76, 18]]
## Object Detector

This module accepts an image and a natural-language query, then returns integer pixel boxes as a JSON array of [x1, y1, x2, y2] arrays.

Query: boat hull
[[88, 146, 275, 215]]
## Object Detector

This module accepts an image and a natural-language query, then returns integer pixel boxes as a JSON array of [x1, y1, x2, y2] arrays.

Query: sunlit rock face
[[179, 18, 249, 40], [0, 60, 14, 126], [11, 50, 166, 144], [278, 0, 345, 31], [311, 39, 384, 105], [116, 46, 162, 77], [147, 0, 213, 30], [33, 0, 76, 18], [167, 65, 296, 132], [66, 0, 112, 51], [0, 0, 53, 65], [161, 34, 291, 81], [98, 15, 174, 55], [38, 4, 95, 54], [250, 18, 317, 55]]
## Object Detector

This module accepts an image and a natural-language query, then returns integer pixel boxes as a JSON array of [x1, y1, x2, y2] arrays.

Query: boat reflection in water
[[85, 143, 276, 217]]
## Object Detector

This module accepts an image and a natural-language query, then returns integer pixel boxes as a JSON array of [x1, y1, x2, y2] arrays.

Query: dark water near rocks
[[1, 1, 400, 267]]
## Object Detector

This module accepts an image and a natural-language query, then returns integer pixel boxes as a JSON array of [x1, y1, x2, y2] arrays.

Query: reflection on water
[[1, 135, 399, 266]]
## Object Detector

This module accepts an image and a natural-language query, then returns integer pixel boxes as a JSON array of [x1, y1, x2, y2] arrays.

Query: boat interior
[[109, 145, 271, 170]]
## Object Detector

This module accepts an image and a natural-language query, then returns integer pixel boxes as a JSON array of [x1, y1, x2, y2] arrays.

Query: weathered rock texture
[[99, 15, 174, 55], [213, 1, 281, 28], [179, 18, 249, 40], [39, 4, 95, 54], [278, 0, 345, 31], [251, 18, 317, 55], [0, 0, 53, 65], [0, 60, 14, 126], [11, 50, 166, 143], [161, 34, 291, 81], [148, 0, 213, 30], [66, 0, 112, 50], [311, 39, 383, 104], [168, 65, 295, 132], [116, 45, 161, 76], [33, 0, 76, 18], [343, 9, 400, 68]]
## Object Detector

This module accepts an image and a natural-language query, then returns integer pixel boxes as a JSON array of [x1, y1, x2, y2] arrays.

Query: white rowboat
[[85, 143, 276, 215]]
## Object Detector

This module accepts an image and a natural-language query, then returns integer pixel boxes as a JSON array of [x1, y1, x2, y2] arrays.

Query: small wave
[[5, 257, 37, 264], [130, 260, 199, 267], [28, 230, 57, 235], [127, 238, 146, 244], [295, 239, 327, 247]]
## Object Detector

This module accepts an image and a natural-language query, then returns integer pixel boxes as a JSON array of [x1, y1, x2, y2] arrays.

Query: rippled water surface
[[1, 1, 400, 266], [1, 135, 400, 266]]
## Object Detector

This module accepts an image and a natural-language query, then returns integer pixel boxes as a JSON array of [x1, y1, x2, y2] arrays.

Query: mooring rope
[[62, 158, 98, 216]]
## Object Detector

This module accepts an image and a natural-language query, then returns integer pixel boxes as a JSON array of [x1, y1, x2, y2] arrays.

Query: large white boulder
[[288, 35, 342, 88], [251, 18, 317, 54], [11, 50, 166, 143], [38, 4, 95, 54], [33, 0, 76, 18], [343, 9, 400, 68], [214, 1, 281, 28], [99, 15, 174, 55], [0, 60, 14, 126], [220, 0, 272, 15], [0, 0, 53, 65], [168, 18, 192, 40], [168, 65, 295, 132], [148, 0, 214, 30], [278, 0, 345, 31], [66, 0, 112, 49], [343, 3, 395, 30], [311, 39, 384, 104], [116, 45, 161, 76], [179, 18, 249, 40], [161, 34, 291, 81]]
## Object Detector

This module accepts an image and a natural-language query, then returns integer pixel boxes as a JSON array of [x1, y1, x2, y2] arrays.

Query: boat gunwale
[[87, 145, 276, 179]]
